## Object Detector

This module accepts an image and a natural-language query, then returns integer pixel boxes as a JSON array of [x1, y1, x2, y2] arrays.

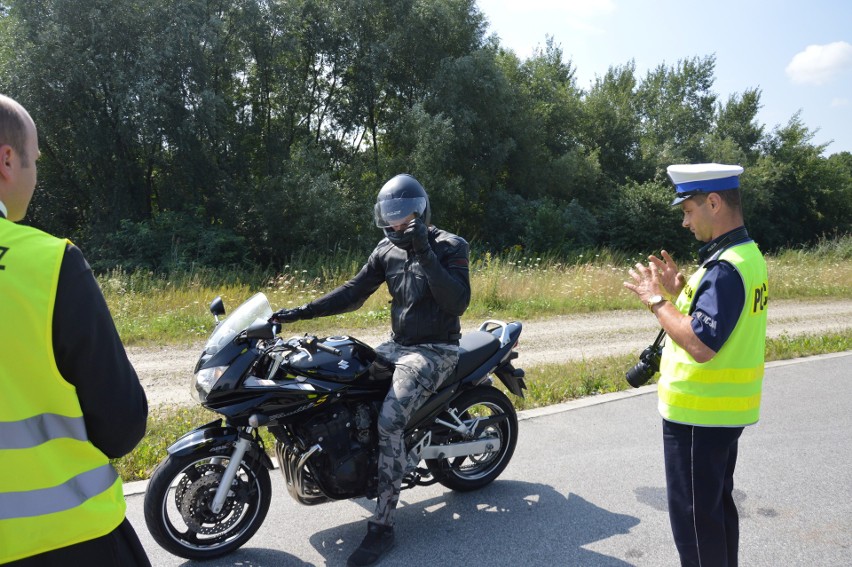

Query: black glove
[[404, 217, 430, 255], [271, 304, 313, 324]]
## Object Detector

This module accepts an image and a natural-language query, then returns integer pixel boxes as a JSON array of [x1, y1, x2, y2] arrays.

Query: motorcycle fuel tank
[[286, 336, 373, 383]]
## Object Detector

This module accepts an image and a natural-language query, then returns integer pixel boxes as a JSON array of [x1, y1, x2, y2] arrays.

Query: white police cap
[[667, 163, 744, 206]]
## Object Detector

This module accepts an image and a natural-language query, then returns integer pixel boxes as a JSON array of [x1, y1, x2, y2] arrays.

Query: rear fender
[[461, 322, 526, 398], [166, 419, 274, 470], [493, 358, 527, 398]]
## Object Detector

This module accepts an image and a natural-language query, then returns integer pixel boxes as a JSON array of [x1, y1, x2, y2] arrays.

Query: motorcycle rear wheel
[[143, 447, 272, 560], [425, 385, 518, 491]]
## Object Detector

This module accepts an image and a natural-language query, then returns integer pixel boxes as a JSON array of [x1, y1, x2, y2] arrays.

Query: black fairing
[[198, 335, 387, 421], [195, 337, 247, 374], [203, 342, 260, 395]]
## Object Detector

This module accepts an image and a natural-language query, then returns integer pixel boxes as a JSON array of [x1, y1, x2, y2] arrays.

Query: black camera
[[625, 329, 666, 388]]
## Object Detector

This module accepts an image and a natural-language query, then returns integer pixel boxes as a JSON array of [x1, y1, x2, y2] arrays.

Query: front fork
[[210, 426, 255, 514], [210, 414, 269, 514]]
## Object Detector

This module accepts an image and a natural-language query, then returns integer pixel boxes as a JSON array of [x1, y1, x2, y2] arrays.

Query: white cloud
[[786, 41, 852, 85], [831, 98, 850, 107]]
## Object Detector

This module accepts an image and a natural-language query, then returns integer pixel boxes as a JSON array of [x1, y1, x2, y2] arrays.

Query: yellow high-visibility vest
[[658, 240, 768, 426], [0, 220, 126, 563]]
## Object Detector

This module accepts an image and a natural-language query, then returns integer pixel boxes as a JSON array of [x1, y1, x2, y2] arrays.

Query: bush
[[602, 180, 693, 259], [87, 210, 249, 272], [520, 198, 599, 255]]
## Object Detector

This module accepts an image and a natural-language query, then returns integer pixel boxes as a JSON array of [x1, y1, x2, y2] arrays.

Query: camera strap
[[652, 328, 667, 348], [697, 226, 750, 268]]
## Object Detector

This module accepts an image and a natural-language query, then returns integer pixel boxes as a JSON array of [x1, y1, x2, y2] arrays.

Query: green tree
[[744, 113, 850, 250], [636, 56, 718, 175], [497, 39, 601, 207], [712, 88, 764, 163], [579, 62, 641, 188], [398, 48, 514, 237]]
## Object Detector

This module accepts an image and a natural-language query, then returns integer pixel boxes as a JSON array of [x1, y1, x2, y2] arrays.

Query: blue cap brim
[[670, 175, 740, 207]]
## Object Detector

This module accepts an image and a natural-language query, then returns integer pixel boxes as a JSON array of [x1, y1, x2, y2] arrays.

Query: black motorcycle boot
[[346, 521, 395, 566]]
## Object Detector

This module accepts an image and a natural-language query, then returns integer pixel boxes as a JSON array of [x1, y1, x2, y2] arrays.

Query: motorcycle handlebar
[[293, 335, 342, 357], [316, 342, 342, 356]]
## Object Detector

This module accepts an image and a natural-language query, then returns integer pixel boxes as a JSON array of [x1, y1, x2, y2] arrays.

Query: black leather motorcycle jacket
[[305, 227, 471, 346]]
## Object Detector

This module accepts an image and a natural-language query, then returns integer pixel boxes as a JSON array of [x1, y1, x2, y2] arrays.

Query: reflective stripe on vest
[[0, 220, 126, 563], [658, 240, 768, 426], [0, 464, 118, 520], [0, 413, 88, 449]]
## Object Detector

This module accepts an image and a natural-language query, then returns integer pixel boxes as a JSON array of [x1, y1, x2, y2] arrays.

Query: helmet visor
[[374, 197, 427, 228]]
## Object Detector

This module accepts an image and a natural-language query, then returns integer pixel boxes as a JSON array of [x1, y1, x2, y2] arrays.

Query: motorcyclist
[[273, 173, 471, 566]]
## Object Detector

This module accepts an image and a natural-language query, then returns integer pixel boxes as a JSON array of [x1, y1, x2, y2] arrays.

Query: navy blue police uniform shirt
[[687, 232, 751, 354]]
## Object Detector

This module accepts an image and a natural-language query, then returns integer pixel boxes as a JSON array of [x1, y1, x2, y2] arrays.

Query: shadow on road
[[169, 548, 313, 567], [306, 480, 640, 566]]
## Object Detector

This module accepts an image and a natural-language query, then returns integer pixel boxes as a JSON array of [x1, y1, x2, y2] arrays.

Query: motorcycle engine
[[297, 403, 376, 497]]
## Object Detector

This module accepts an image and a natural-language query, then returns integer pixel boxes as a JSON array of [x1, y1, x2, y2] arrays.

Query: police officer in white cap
[[624, 163, 769, 567]]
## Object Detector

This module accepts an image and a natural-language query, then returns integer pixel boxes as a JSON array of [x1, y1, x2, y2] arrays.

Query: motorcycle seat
[[453, 331, 501, 380]]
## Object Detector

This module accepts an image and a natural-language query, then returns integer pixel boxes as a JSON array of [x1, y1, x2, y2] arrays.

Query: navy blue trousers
[[663, 419, 744, 567]]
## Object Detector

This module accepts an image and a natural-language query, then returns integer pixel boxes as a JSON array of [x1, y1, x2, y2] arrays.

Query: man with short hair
[[0, 94, 150, 566], [624, 163, 768, 567]]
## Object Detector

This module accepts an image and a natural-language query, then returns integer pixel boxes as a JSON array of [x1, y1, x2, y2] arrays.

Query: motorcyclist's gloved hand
[[271, 304, 314, 324], [405, 217, 430, 255]]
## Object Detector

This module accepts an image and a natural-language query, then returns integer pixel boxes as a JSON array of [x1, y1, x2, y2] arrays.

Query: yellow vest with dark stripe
[[658, 241, 768, 426], [0, 219, 125, 563]]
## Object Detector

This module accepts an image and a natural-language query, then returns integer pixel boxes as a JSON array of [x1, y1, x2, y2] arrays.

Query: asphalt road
[[124, 351, 852, 566]]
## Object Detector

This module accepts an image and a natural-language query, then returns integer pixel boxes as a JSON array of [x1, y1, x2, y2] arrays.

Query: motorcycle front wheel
[[143, 447, 272, 560], [425, 385, 518, 492]]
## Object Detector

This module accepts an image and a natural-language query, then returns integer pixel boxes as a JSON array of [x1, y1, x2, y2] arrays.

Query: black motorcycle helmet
[[374, 174, 431, 248]]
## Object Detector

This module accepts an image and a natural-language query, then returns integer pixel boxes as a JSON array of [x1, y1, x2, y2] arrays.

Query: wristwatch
[[646, 294, 666, 312]]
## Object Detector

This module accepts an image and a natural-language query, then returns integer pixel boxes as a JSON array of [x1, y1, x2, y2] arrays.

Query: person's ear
[[0, 145, 14, 181], [707, 192, 722, 212]]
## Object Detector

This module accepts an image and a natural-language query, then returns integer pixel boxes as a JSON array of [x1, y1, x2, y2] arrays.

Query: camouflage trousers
[[372, 341, 459, 526]]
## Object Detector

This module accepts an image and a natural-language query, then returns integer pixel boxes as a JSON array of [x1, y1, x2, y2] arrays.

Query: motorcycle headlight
[[191, 365, 227, 402]]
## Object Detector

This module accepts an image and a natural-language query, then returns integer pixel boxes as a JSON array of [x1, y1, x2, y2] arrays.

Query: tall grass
[[101, 236, 852, 346], [765, 235, 852, 298]]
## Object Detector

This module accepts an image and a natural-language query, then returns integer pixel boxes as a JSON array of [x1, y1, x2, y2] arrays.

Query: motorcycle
[[143, 292, 526, 560]]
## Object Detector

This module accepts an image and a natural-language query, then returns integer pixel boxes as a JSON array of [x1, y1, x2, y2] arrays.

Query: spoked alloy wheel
[[425, 385, 518, 491], [143, 448, 271, 560]]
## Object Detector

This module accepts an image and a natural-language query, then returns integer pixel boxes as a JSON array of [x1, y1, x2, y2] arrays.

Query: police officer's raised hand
[[649, 250, 686, 298], [405, 217, 430, 255], [624, 260, 664, 305]]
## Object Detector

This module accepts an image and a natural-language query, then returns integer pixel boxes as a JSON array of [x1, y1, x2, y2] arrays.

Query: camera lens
[[625, 361, 654, 388]]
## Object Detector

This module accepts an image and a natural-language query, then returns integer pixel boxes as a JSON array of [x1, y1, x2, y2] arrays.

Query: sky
[[478, 0, 852, 156]]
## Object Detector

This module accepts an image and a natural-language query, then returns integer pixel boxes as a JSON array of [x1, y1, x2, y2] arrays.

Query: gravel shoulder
[[127, 298, 852, 407]]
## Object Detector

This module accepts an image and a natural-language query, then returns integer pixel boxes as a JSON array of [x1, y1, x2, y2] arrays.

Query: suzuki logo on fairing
[[338, 360, 350, 369]]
